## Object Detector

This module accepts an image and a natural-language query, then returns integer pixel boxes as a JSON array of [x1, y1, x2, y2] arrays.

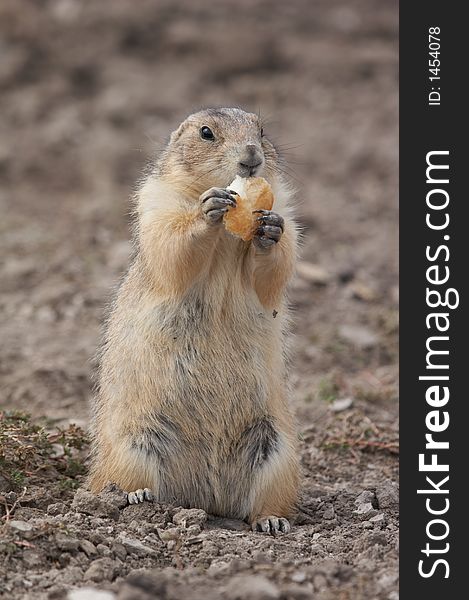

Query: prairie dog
[[88, 108, 300, 534]]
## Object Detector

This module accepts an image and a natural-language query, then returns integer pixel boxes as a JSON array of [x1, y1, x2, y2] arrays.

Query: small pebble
[[330, 397, 353, 412]]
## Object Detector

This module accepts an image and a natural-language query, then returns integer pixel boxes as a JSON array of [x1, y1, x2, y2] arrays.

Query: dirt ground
[[0, 0, 398, 598]]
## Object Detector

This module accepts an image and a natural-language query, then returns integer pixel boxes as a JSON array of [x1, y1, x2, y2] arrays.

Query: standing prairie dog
[[88, 108, 300, 534]]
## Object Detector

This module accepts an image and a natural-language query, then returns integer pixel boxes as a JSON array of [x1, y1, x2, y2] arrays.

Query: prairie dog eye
[[260, 127, 265, 137], [200, 126, 215, 140]]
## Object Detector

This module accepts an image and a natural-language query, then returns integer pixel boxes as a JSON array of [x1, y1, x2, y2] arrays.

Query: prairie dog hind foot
[[127, 488, 154, 505], [252, 516, 291, 535]]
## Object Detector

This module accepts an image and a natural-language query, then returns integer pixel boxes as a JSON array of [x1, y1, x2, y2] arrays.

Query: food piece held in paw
[[223, 175, 274, 241]]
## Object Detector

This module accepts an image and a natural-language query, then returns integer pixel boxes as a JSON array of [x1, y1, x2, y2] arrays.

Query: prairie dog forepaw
[[253, 210, 284, 249], [200, 187, 237, 224], [251, 516, 291, 535], [127, 488, 154, 505]]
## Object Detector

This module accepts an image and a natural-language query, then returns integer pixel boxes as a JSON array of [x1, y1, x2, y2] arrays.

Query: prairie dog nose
[[238, 144, 263, 177]]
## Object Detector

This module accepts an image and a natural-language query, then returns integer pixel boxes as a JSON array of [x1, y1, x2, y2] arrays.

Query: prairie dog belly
[[139, 285, 283, 427], [106, 280, 287, 516]]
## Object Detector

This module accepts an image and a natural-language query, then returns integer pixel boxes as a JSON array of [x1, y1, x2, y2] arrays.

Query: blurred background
[[0, 0, 398, 427], [0, 0, 398, 595]]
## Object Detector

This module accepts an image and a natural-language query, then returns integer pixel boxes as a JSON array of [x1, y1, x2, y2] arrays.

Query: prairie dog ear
[[169, 121, 190, 144]]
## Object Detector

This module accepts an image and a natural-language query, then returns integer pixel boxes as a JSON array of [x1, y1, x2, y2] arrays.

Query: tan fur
[[88, 108, 300, 525]]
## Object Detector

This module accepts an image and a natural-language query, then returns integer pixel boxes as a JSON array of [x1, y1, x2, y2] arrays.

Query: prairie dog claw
[[253, 210, 284, 249], [251, 516, 291, 535], [200, 187, 237, 224], [127, 488, 154, 504]]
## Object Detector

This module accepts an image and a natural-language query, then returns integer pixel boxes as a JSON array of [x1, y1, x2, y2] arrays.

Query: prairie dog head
[[157, 108, 279, 194]]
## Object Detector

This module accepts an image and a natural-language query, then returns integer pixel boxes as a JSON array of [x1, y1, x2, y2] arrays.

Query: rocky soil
[[0, 0, 398, 598]]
